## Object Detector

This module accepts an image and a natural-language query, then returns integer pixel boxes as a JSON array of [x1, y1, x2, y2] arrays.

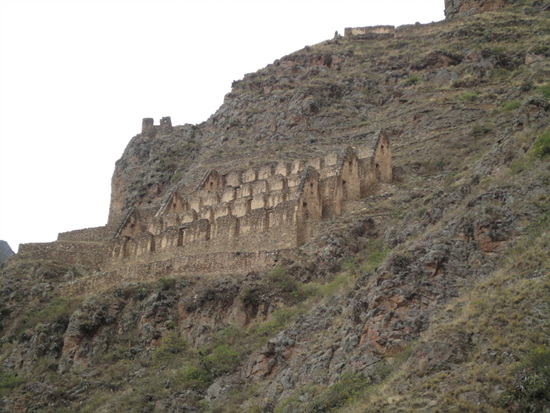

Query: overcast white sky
[[0, 0, 444, 252]]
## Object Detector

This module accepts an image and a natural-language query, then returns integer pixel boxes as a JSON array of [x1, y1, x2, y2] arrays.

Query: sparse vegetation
[[152, 331, 188, 365], [532, 130, 550, 159], [405, 74, 422, 85], [12, 296, 79, 339], [364, 239, 390, 270], [275, 372, 380, 413], [157, 277, 177, 291], [459, 91, 479, 101], [171, 169, 183, 184], [179, 344, 241, 390], [501, 98, 522, 112], [2, 2, 550, 412], [510, 129, 550, 173], [502, 345, 550, 411], [471, 123, 493, 136], [492, 67, 513, 81], [538, 82, 550, 100], [0, 373, 25, 395]]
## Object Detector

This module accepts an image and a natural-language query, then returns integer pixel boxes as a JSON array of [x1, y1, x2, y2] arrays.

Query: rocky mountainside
[[1, 0, 550, 412], [0, 241, 14, 266]]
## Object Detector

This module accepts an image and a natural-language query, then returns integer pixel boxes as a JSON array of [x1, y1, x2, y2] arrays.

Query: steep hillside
[[1, 1, 550, 412]]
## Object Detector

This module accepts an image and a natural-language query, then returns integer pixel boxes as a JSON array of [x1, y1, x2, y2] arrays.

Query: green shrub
[[240, 265, 312, 308], [40, 297, 70, 320], [14, 296, 78, 338], [179, 345, 241, 390], [530, 45, 550, 56], [491, 67, 513, 81], [502, 346, 550, 411], [366, 240, 390, 270], [208, 345, 241, 374], [510, 130, 550, 174], [509, 154, 535, 174], [136, 286, 148, 300], [265, 267, 310, 304], [459, 91, 479, 102], [405, 74, 421, 85], [531, 131, 550, 159], [171, 170, 183, 184], [157, 277, 176, 291], [240, 286, 262, 307], [152, 331, 188, 364], [267, 267, 298, 294], [538, 83, 550, 100], [0, 373, 25, 395], [484, 46, 507, 57], [180, 364, 214, 390], [501, 98, 522, 112], [471, 123, 493, 136], [248, 305, 307, 339]]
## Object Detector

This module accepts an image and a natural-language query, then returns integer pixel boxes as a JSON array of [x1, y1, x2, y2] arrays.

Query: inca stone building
[[14, 124, 391, 291]]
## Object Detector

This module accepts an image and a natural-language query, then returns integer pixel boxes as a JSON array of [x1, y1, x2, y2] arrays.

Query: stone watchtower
[[142, 118, 156, 138], [141, 116, 173, 138], [160, 116, 173, 134], [444, 0, 509, 20]]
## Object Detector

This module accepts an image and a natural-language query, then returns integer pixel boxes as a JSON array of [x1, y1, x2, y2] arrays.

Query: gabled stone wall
[[11, 130, 391, 284], [110, 130, 392, 269]]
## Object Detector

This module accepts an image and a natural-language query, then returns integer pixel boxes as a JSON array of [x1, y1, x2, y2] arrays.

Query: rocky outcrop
[[0, 240, 14, 264], [444, 0, 508, 20], [107, 122, 202, 225]]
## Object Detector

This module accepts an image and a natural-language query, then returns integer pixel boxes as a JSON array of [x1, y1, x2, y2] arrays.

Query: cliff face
[[2, 0, 550, 412]]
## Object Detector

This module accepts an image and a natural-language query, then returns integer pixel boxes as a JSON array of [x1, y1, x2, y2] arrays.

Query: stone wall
[[112, 135, 392, 266], [15, 241, 107, 268], [344, 26, 395, 39], [63, 250, 287, 295], [345, 21, 448, 40], [11, 132, 392, 287], [57, 226, 113, 243], [107, 200, 300, 268]]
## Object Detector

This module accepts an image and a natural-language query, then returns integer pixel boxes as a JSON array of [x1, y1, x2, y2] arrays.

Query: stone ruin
[[344, 26, 396, 39], [141, 116, 173, 138], [344, 23, 445, 41], [111, 129, 391, 259], [344, 0, 511, 40], [12, 129, 392, 290]]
